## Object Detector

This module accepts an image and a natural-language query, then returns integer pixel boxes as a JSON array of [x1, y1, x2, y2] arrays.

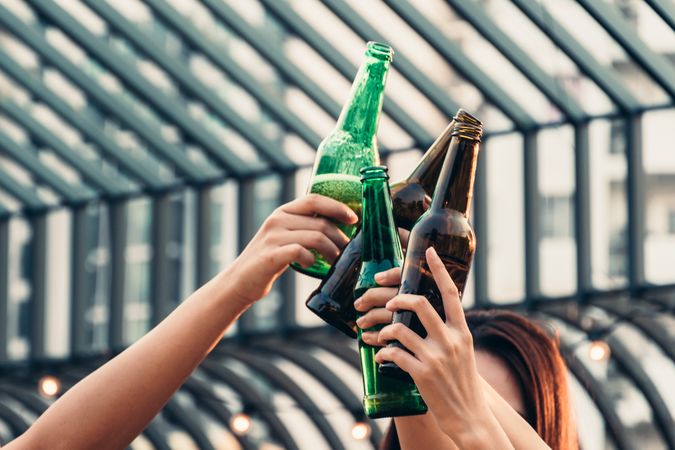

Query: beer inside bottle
[[292, 42, 393, 279], [379, 111, 483, 380], [355, 166, 427, 418], [305, 115, 460, 338]]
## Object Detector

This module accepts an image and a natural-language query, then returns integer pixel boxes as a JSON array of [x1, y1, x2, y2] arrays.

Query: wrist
[[211, 266, 254, 311], [443, 413, 510, 450]]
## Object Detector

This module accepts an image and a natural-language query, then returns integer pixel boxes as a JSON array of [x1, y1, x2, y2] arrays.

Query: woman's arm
[[6, 195, 357, 450], [480, 377, 551, 450]]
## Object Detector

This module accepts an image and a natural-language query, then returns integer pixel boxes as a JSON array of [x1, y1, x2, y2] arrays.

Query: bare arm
[[6, 195, 357, 450], [481, 377, 551, 450]]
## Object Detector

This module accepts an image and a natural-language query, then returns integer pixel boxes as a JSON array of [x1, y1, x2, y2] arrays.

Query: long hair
[[380, 309, 577, 450]]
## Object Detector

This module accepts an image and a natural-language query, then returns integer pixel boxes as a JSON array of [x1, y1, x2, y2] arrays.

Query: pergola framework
[[0, 1, 674, 449]]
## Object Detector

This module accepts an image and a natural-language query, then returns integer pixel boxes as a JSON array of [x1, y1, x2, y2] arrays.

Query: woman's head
[[466, 309, 577, 450]]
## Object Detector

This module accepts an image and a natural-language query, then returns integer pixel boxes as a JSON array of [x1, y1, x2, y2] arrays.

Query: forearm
[[9, 269, 248, 450], [480, 377, 551, 450]]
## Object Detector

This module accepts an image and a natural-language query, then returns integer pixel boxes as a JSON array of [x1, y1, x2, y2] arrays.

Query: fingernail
[[356, 317, 365, 328], [354, 298, 362, 309], [374, 272, 384, 282]]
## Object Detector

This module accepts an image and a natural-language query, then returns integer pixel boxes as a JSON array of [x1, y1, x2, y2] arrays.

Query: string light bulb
[[230, 412, 252, 436], [351, 421, 371, 440], [38, 375, 61, 398], [589, 340, 610, 362]]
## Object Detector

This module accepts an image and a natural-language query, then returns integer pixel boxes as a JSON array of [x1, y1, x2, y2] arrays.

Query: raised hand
[[375, 247, 512, 449], [229, 194, 357, 306]]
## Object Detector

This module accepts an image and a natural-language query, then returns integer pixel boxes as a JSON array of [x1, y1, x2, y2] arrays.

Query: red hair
[[380, 309, 577, 450]]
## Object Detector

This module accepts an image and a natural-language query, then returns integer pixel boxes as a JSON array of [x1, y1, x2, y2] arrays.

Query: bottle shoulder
[[413, 209, 475, 238]]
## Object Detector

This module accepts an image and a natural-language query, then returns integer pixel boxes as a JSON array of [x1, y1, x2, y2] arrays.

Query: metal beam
[[523, 131, 540, 302], [208, 0, 435, 145], [626, 116, 645, 290], [70, 205, 88, 355], [26, 0, 250, 177], [574, 123, 592, 297], [473, 136, 488, 307], [0, 218, 9, 361], [195, 187, 212, 287], [0, 129, 94, 204], [0, 38, 168, 191], [221, 348, 347, 450], [255, 342, 383, 447], [446, 0, 586, 123], [201, 359, 300, 450], [320, 0, 461, 117], [548, 308, 674, 449], [0, 67, 136, 196], [578, 0, 675, 101], [108, 201, 127, 351], [0, 5, 224, 183], [162, 398, 216, 450], [181, 377, 257, 450], [646, 0, 675, 32], [0, 166, 46, 212], [82, 0, 297, 171], [384, 0, 538, 131], [150, 194, 172, 325], [556, 341, 630, 450], [144, 0, 323, 151], [237, 179, 257, 333], [29, 213, 47, 360], [511, 0, 640, 114], [279, 173, 297, 328], [200, 0, 341, 124]]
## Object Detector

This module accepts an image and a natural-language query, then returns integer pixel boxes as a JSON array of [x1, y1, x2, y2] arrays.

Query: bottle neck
[[405, 120, 456, 196], [430, 136, 481, 217], [361, 177, 403, 263], [335, 56, 390, 145]]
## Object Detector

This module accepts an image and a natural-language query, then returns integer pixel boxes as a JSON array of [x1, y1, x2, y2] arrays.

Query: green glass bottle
[[380, 111, 483, 381], [292, 42, 394, 279], [356, 166, 427, 418], [305, 116, 460, 338]]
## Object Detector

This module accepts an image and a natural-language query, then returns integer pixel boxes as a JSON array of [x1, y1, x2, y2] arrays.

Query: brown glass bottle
[[379, 111, 483, 380], [304, 115, 460, 338]]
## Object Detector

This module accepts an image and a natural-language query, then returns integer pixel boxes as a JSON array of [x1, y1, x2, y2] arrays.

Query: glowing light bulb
[[351, 421, 371, 441], [230, 412, 252, 436], [589, 340, 610, 362], [38, 375, 61, 398]]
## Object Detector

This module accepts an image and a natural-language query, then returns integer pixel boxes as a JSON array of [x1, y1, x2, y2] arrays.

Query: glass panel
[[124, 197, 152, 343], [44, 209, 71, 358], [541, 0, 669, 106], [643, 109, 675, 284], [614, 0, 675, 57], [84, 202, 111, 351], [480, 0, 616, 116], [538, 126, 576, 297], [486, 134, 526, 303], [589, 119, 628, 289]]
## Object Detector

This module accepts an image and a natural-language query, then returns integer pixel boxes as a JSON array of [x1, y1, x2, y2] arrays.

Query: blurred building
[[0, 0, 674, 449]]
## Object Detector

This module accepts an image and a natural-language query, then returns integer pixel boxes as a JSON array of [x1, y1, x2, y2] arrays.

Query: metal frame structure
[[2, 1, 675, 449]]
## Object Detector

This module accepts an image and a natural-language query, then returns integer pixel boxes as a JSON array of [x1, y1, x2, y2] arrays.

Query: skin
[[4, 194, 357, 450], [355, 249, 550, 450]]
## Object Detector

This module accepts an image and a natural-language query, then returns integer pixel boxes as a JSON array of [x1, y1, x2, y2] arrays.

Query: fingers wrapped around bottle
[[374, 247, 473, 381]]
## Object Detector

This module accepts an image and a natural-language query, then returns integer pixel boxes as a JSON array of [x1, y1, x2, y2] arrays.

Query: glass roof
[[2, 0, 675, 213]]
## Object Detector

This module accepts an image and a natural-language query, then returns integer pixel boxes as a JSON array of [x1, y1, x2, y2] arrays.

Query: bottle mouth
[[366, 41, 394, 62], [360, 165, 389, 181], [452, 109, 483, 141]]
